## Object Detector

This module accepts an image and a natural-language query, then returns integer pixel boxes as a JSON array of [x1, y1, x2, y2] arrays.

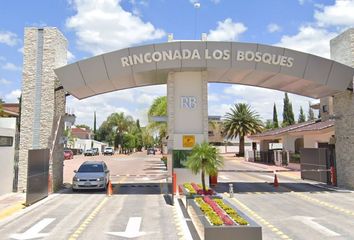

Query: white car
[[103, 147, 114, 155], [72, 161, 110, 191]]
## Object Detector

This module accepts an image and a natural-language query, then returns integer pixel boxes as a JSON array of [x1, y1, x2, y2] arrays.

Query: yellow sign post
[[183, 135, 195, 148]]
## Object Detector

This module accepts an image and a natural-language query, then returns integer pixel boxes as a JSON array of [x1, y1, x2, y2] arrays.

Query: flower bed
[[187, 198, 262, 240], [195, 196, 248, 226], [181, 182, 217, 198]]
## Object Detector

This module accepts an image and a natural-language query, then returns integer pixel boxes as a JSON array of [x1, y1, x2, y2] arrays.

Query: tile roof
[[250, 120, 316, 138], [289, 119, 334, 133], [2, 103, 20, 116]]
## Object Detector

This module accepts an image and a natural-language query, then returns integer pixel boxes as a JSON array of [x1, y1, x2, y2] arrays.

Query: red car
[[64, 150, 74, 160]]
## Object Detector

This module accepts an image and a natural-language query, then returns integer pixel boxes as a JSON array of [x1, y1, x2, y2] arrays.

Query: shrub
[[183, 183, 197, 195]]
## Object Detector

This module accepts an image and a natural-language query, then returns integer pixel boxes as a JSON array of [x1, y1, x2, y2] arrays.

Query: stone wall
[[19, 27, 67, 192], [333, 91, 354, 189], [331, 28, 354, 189]]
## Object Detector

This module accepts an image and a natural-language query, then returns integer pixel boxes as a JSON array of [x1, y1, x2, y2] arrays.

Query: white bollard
[[229, 183, 234, 198]]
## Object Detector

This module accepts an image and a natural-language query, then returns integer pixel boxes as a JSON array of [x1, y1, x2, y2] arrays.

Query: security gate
[[26, 149, 49, 206], [300, 148, 331, 184]]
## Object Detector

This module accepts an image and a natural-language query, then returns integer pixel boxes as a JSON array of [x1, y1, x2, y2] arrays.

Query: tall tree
[[93, 111, 97, 140], [108, 112, 134, 152], [264, 120, 273, 130], [272, 103, 279, 128], [0, 98, 4, 116], [75, 124, 91, 130], [184, 142, 224, 193], [223, 103, 263, 157], [148, 96, 167, 146], [298, 106, 306, 123], [282, 93, 295, 127], [308, 102, 315, 120]]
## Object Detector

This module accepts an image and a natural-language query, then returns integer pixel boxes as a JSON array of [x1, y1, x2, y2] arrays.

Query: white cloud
[[275, 26, 336, 58], [315, 0, 354, 27], [0, 78, 11, 85], [67, 50, 75, 62], [2, 62, 21, 71], [209, 103, 233, 117], [67, 85, 166, 127], [267, 23, 281, 33], [0, 31, 19, 46], [66, 0, 165, 55], [4, 89, 21, 102], [17, 47, 24, 54], [210, 0, 221, 4], [275, 0, 354, 58], [208, 94, 220, 102], [223, 85, 315, 121], [207, 18, 247, 41]]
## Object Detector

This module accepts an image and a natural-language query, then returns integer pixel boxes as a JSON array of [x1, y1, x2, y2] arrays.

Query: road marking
[[292, 216, 340, 237], [10, 218, 55, 240], [0, 202, 25, 221], [292, 192, 354, 217], [225, 194, 293, 240], [106, 217, 146, 238], [68, 198, 108, 240], [219, 175, 230, 180]]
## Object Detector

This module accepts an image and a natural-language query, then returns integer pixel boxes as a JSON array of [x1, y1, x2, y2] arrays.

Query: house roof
[[289, 119, 334, 133], [2, 103, 20, 116], [71, 127, 91, 134], [249, 120, 316, 139]]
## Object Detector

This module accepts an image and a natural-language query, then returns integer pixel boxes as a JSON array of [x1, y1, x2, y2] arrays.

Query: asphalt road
[[218, 157, 354, 240], [1, 152, 354, 240]]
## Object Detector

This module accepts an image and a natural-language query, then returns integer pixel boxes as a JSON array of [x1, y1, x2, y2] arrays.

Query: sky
[[1, 0, 354, 128]]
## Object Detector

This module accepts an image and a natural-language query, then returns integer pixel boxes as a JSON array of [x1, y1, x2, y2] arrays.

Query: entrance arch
[[55, 41, 354, 100], [55, 40, 354, 189]]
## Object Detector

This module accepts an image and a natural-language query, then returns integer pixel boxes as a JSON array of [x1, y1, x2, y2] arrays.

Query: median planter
[[180, 183, 222, 199], [187, 198, 262, 240]]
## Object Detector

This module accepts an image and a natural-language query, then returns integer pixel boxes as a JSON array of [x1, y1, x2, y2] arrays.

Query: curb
[[0, 202, 25, 221]]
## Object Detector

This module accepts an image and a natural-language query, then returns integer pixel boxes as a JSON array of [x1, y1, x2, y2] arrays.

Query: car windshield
[[78, 164, 103, 172]]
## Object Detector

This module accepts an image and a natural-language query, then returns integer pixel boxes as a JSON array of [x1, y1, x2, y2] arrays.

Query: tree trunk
[[201, 169, 206, 193], [239, 136, 245, 157]]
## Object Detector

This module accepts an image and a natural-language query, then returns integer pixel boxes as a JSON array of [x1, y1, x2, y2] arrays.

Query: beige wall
[[303, 132, 333, 148], [0, 118, 16, 195]]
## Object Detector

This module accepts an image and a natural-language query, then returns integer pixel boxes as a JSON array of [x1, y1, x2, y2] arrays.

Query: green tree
[[273, 103, 279, 128], [308, 102, 315, 120], [108, 112, 134, 152], [298, 106, 306, 123], [282, 93, 295, 127], [264, 120, 273, 130], [75, 124, 91, 130], [0, 98, 4, 116], [93, 111, 97, 140], [184, 142, 224, 192], [223, 103, 263, 157], [148, 96, 167, 146], [141, 127, 154, 148]]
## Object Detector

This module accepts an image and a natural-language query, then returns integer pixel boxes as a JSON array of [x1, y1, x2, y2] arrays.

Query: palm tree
[[223, 103, 263, 157], [184, 142, 224, 192], [148, 96, 167, 147]]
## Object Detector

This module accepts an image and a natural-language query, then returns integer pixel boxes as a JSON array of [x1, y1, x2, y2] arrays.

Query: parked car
[[72, 161, 110, 191], [92, 148, 99, 155], [103, 147, 114, 155], [64, 149, 74, 160], [147, 148, 155, 155], [84, 149, 94, 156]]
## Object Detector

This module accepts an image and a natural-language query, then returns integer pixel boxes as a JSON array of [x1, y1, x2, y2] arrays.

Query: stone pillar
[[333, 91, 354, 189], [331, 28, 354, 189], [19, 27, 67, 192], [167, 71, 208, 185]]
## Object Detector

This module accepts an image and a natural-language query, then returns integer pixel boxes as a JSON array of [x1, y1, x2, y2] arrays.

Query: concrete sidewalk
[[221, 153, 301, 180], [0, 192, 25, 221]]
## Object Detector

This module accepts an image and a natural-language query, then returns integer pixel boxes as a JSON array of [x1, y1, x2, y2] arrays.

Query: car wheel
[[72, 188, 78, 192]]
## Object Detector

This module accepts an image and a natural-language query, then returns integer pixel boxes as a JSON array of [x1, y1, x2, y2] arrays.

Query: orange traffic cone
[[273, 173, 279, 187], [107, 181, 113, 196]]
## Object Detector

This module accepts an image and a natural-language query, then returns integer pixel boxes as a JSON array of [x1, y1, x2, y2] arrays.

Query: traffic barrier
[[107, 181, 113, 196], [173, 172, 177, 194]]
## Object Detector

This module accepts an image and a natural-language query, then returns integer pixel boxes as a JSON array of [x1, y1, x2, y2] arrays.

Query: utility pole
[[194, 2, 201, 40]]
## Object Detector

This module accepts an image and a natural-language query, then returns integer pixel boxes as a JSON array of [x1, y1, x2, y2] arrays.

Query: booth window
[[322, 105, 328, 113], [0, 136, 13, 147]]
